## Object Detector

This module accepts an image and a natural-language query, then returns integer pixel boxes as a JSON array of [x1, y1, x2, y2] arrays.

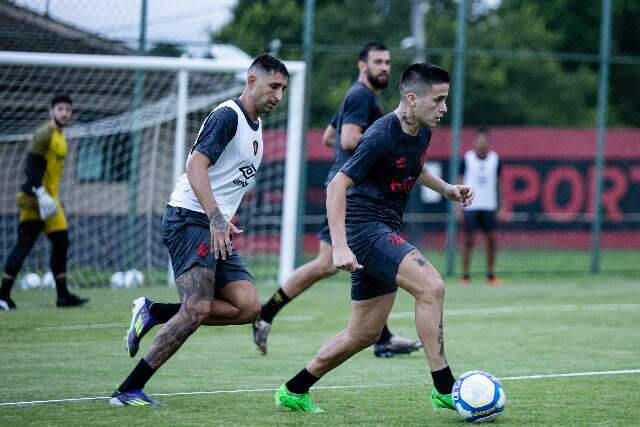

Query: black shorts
[[347, 222, 416, 301], [463, 210, 497, 233], [316, 218, 332, 244], [162, 206, 253, 293]]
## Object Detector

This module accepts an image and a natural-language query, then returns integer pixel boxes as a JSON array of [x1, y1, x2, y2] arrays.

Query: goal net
[[0, 52, 305, 289]]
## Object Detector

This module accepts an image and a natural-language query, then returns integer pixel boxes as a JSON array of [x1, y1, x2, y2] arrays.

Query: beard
[[367, 70, 389, 89], [53, 117, 68, 128]]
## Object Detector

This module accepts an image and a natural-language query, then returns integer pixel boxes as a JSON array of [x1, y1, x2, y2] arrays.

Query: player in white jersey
[[460, 127, 503, 286], [109, 54, 289, 407]]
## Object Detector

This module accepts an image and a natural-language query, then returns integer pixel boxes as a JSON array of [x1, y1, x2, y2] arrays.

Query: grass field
[[1, 252, 640, 426]]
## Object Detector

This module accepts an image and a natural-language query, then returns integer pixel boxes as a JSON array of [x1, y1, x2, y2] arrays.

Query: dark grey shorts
[[463, 210, 497, 233], [162, 206, 253, 292], [347, 222, 416, 301]]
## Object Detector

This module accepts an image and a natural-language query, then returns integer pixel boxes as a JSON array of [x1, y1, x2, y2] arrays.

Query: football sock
[[431, 366, 455, 394], [286, 368, 320, 394], [260, 288, 290, 323], [375, 323, 393, 345], [487, 273, 495, 279], [463, 274, 470, 280], [0, 276, 14, 298], [118, 358, 156, 392], [150, 303, 181, 323], [54, 276, 70, 298]]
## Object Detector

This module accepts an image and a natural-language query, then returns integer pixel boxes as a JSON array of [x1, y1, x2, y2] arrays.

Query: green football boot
[[430, 388, 455, 410], [275, 384, 325, 413]]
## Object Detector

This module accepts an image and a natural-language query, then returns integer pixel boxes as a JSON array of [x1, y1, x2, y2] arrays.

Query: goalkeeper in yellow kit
[[0, 95, 88, 311]]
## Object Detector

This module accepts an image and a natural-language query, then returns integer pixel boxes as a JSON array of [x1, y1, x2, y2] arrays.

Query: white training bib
[[462, 150, 499, 211], [168, 99, 263, 220]]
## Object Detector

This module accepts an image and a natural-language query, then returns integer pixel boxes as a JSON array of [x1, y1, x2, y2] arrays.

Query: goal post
[[0, 51, 305, 288]]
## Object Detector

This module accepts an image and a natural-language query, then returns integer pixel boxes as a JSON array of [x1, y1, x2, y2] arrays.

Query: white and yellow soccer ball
[[452, 370, 506, 423], [19, 272, 42, 290], [124, 269, 144, 288]]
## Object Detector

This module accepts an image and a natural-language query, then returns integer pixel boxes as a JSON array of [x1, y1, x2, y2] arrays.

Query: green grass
[[1, 268, 640, 425]]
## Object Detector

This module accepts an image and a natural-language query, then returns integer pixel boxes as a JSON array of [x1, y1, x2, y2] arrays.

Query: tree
[[214, 0, 636, 127]]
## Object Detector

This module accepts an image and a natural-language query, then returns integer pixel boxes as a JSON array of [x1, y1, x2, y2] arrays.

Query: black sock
[[487, 273, 495, 280], [376, 323, 393, 345], [118, 358, 156, 392], [0, 277, 15, 299], [463, 273, 470, 280], [431, 366, 455, 394], [55, 276, 70, 298], [286, 368, 320, 394], [150, 303, 181, 323], [260, 288, 290, 323]]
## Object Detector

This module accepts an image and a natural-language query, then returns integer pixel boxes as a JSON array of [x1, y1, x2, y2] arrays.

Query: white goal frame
[[0, 51, 306, 286]]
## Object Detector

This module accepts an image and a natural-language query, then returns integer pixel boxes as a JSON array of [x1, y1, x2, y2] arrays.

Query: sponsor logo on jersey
[[394, 157, 406, 169], [239, 164, 257, 179], [233, 178, 249, 188], [389, 177, 416, 193]]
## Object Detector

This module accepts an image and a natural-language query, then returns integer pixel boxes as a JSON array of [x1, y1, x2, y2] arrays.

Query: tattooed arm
[[186, 151, 241, 259]]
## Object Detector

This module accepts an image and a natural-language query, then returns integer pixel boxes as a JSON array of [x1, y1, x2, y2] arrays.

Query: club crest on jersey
[[253, 140, 259, 156]]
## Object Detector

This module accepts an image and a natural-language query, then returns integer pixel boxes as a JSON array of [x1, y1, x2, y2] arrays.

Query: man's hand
[[32, 186, 57, 220], [209, 210, 243, 260], [444, 184, 474, 208], [333, 245, 363, 272]]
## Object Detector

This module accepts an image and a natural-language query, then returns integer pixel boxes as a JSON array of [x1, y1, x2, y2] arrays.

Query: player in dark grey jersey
[[275, 63, 474, 415], [254, 42, 421, 359]]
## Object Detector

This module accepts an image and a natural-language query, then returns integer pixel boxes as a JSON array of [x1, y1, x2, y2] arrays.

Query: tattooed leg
[[143, 266, 216, 369], [395, 249, 449, 371]]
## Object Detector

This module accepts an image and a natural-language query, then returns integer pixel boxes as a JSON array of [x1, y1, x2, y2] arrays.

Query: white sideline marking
[[1, 369, 639, 408], [280, 316, 315, 322], [34, 323, 127, 331], [33, 303, 638, 331], [34, 316, 315, 332], [390, 303, 640, 319]]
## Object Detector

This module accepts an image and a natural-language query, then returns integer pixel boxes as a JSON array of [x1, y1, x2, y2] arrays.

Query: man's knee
[[416, 272, 445, 303], [348, 327, 382, 349], [183, 299, 214, 324]]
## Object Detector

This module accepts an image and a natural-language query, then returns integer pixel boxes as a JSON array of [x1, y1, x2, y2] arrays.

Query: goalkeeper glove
[[32, 186, 57, 220]]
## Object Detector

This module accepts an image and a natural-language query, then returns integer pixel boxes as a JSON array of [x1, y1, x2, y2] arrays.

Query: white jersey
[[168, 99, 263, 221], [462, 150, 500, 211]]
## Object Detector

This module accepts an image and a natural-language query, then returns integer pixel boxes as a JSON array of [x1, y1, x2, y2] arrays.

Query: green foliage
[[147, 42, 184, 57], [214, 0, 638, 127]]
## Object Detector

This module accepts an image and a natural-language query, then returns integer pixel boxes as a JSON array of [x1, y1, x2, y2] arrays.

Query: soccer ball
[[41, 271, 56, 289], [19, 272, 42, 290], [110, 271, 125, 289], [124, 269, 144, 288], [452, 371, 506, 423]]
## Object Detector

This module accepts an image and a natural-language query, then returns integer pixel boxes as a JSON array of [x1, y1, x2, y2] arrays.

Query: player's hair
[[359, 42, 388, 62], [51, 94, 72, 107], [477, 126, 489, 135], [399, 63, 450, 96], [248, 54, 289, 80]]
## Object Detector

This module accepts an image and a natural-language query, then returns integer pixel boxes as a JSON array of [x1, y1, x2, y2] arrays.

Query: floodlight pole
[[590, 0, 612, 274], [445, 0, 467, 277]]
